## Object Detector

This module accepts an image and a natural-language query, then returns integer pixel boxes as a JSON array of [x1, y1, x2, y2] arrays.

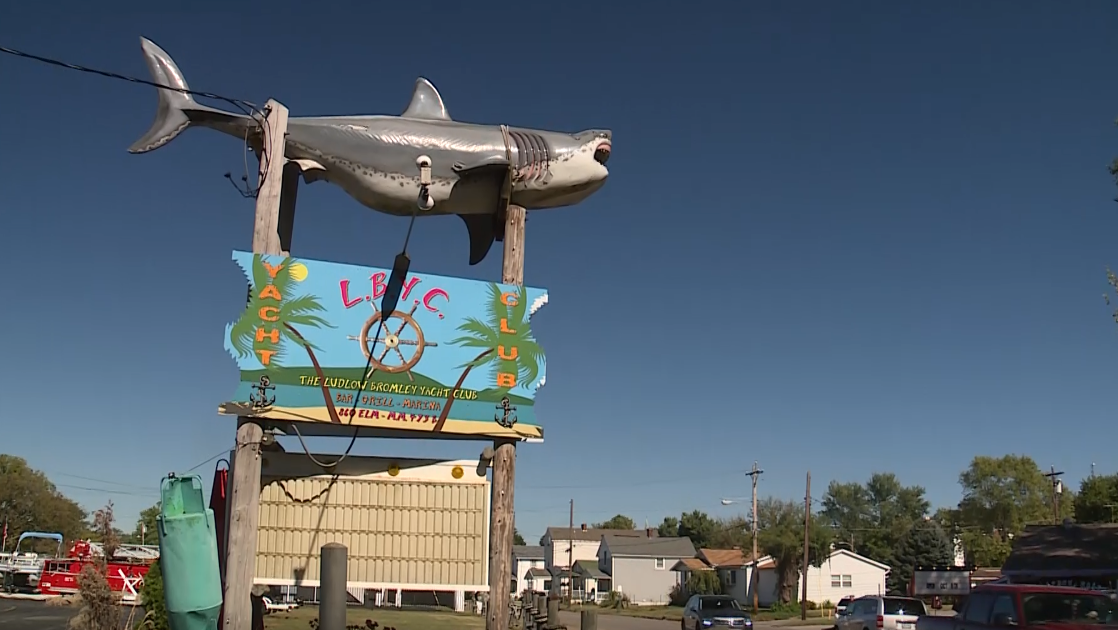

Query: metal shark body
[[129, 37, 611, 264]]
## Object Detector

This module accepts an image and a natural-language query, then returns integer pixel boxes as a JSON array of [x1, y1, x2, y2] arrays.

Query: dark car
[[681, 595, 753, 629]]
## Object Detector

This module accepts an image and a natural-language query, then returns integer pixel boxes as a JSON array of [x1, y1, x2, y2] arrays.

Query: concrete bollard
[[547, 596, 560, 628], [319, 543, 348, 630], [580, 609, 598, 630]]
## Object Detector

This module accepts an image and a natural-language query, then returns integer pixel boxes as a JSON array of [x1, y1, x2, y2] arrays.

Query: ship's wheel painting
[[348, 302, 438, 380]]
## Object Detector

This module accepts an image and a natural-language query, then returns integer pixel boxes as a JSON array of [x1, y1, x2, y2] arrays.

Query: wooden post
[[580, 609, 598, 630], [486, 205, 525, 630], [748, 462, 763, 614], [801, 471, 810, 621], [224, 99, 290, 630]]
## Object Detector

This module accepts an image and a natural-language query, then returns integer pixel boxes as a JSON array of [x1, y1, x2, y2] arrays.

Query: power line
[[0, 44, 260, 116]]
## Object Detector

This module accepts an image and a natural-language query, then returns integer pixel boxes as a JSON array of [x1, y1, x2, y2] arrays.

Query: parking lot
[[0, 599, 73, 630]]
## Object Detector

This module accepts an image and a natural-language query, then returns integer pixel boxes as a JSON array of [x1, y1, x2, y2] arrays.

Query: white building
[[599, 533, 696, 605], [512, 546, 545, 595], [792, 549, 890, 605]]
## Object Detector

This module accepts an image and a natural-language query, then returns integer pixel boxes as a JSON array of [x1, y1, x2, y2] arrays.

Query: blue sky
[[3, 1, 1118, 544]]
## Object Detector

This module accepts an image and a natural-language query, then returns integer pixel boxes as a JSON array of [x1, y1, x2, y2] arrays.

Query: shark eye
[[593, 142, 611, 165]]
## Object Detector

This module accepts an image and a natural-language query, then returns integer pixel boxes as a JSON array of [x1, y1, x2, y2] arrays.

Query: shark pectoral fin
[[452, 156, 510, 174], [458, 214, 499, 266], [290, 158, 328, 184], [402, 78, 453, 121]]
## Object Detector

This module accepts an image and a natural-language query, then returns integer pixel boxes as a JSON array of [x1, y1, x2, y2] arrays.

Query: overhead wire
[[0, 43, 271, 196]]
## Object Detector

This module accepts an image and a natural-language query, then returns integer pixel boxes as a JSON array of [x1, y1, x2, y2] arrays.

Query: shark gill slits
[[509, 130, 551, 183]]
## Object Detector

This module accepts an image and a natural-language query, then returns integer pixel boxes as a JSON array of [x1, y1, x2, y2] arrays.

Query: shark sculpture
[[128, 37, 611, 265]]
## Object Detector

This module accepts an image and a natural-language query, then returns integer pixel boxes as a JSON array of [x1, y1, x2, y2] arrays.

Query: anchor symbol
[[494, 396, 517, 429], [250, 375, 276, 409]]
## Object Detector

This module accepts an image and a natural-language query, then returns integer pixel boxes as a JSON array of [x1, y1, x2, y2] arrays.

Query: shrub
[[669, 583, 688, 607], [69, 564, 121, 630], [686, 571, 723, 596], [137, 560, 169, 630]]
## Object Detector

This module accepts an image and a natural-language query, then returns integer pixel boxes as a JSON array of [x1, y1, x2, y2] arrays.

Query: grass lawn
[[563, 604, 835, 622], [264, 605, 485, 630]]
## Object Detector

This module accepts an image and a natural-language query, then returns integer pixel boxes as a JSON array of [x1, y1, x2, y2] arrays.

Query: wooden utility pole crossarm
[[486, 205, 525, 630], [225, 99, 291, 630]]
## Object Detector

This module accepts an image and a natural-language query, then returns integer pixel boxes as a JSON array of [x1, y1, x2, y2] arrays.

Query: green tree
[[437, 284, 544, 432], [892, 519, 954, 594], [130, 502, 161, 545], [686, 570, 723, 596], [228, 256, 337, 420], [1074, 474, 1118, 523], [949, 455, 1070, 567], [657, 516, 680, 538], [0, 454, 87, 549], [593, 515, 636, 530], [708, 516, 752, 550], [820, 473, 930, 572], [678, 510, 719, 548], [756, 498, 833, 603], [513, 528, 526, 546]]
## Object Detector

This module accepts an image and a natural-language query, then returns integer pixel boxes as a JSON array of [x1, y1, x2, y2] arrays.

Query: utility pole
[[568, 499, 575, 604], [746, 462, 763, 614], [486, 205, 525, 630], [226, 99, 291, 630], [1043, 466, 1064, 524], [801, 471, 810, 622]]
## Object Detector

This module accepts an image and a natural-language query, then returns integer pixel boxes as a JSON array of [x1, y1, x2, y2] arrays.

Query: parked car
[[837, 597, 856, 616], [916, 584, 1116, 630], [681, 594, 753, 630], [836, 596, 926, 630]]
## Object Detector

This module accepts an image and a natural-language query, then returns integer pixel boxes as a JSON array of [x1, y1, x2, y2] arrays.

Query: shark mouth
[[593, 142, 611, 165]]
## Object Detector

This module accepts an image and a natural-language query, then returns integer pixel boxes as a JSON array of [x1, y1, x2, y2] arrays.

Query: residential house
[[572, 560, 611, 603], [512, 546, 545, 595], [523, 568, 551, 594], [673, 548, 889, 607], [798, 549, 889, 604], [1000, 522, 1118, 591], [540, 524, 649, 596], [599, 532, 696, 605]]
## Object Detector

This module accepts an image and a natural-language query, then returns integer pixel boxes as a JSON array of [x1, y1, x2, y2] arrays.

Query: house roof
[[546, 527, 650, 542], [1002, 523, 1118, 577], [574, 559, 609, 579], [698, 548, 754, 568], [525, 567, 550, 579], [603, 534, 696, 558], [824, 548, 891, 572], [513, 545, 545, 560], [671, 558, 714, 572]]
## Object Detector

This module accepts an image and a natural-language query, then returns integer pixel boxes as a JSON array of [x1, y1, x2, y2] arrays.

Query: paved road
[[558, 611, 835, 630], [0, 599, 72, 630]]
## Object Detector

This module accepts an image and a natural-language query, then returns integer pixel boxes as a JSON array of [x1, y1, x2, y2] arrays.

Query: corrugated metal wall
[[256, 475, 489, 587]]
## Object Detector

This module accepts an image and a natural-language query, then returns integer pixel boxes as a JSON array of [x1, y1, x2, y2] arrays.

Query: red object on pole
[[211, 465, 230, 627]]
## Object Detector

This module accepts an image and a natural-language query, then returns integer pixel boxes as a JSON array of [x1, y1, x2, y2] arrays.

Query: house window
[[842, 575, 852, 588], [829, 574, 853, 588], [728, 570, 737, 586], [655, 558, 666, 570]]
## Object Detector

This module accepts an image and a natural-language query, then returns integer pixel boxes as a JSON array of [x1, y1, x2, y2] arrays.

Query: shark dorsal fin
[[402, 78, 451, 121]]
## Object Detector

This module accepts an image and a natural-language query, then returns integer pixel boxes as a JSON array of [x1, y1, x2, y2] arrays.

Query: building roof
[[825, 548, 891, 572], [1002, 523, 1118, 577], [574, 559, 610, 579], [525, 567, 550, 579], [513, 545, 545, 560], [603, 534, 696, 558], [546, 527, 650, 542], [671, 557, 714, 572], [698, 548, 754, 568]]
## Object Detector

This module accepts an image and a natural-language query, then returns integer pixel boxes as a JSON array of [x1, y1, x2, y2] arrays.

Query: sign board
[[913, 569, 971, 596], [219, 252, 548, 439]]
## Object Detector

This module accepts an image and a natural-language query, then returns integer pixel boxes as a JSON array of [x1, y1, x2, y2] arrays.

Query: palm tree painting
[[227, 255, 342, 423], [434, 283, 544, 432]]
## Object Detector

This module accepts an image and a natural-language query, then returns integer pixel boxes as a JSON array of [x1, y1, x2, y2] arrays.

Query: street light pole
[[746, 462, 763, 614]]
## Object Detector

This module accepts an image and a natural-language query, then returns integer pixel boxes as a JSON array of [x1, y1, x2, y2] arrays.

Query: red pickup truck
[[915, 584, 1116, 630]]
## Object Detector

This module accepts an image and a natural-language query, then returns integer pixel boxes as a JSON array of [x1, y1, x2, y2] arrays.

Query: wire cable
[[0, 43, 272, 197], [278, 205, 425, 504]]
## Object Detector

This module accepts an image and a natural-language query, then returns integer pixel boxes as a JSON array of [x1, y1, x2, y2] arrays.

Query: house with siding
[[540, 524, 649, 596], [512, 546, 545, 595], [673, 548, 888, 607], [598, 532, 696, 605]]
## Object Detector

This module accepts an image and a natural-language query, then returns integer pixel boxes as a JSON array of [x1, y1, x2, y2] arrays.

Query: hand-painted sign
[[219, 251, 547, 439]]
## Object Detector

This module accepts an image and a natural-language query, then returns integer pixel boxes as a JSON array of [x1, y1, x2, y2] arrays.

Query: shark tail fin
[[128, 37, 202, 154]]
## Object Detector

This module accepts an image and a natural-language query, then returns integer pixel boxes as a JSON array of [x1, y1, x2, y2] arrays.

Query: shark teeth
[[530, 292, 549, 316]]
